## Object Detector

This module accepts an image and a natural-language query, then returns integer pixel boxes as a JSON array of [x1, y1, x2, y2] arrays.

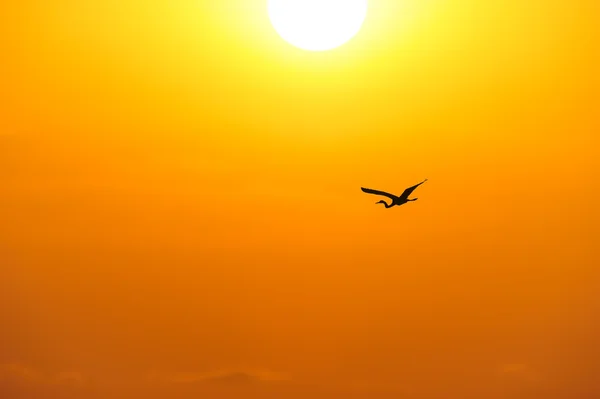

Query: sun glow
[[267, 0, 368, 52]]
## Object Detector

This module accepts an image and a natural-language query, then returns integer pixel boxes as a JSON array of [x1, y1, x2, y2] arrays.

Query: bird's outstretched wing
[[399, 179, 428, 201], [361, 187, 397, 200]]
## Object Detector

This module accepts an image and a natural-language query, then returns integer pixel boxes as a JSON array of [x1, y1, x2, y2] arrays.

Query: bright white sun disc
[[268, 0, 368, 51]]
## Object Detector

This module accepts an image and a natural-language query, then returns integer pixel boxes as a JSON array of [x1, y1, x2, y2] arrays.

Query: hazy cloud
[[147, 369, 291, 386], [498, 363, 542, 383], [0, 364, 46, 384], [0, 363, 87, 386], [54, 371, 87, 386]]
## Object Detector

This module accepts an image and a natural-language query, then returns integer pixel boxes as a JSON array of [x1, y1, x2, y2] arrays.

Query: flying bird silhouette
[[361, 179, 428, 208]]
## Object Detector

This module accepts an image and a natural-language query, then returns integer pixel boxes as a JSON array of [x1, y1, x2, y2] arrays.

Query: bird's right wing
[[361, 187, 396, 199], [399, 179, 428, 201]]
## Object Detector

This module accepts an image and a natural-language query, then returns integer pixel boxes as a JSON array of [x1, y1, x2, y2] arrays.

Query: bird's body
[[361, 179, 428, 208]]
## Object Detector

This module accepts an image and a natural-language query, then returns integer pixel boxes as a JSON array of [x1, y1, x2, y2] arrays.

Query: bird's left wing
[[361, 187, 396, 199]]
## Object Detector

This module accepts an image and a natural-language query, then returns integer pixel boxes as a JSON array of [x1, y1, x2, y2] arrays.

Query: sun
[[268, 0, 368, 52]]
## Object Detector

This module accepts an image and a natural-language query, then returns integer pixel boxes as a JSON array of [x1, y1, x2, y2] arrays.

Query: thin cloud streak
[[147, 369, 291, 385]]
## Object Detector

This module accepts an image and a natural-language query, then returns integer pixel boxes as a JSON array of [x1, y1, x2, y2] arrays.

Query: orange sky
[[1, 1, 599, 398]]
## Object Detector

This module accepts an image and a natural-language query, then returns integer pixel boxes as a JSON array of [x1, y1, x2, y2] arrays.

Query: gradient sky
[[1, 1, 599, 398]]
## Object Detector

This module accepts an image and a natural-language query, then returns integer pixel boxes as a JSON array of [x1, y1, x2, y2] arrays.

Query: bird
[[361, 179, 428, 209]]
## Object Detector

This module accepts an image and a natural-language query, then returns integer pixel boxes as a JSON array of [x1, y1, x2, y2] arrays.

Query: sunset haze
[[1, 1, 599, 398]]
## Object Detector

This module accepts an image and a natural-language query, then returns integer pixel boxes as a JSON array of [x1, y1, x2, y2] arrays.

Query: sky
[[1, 0, 599, 398]]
